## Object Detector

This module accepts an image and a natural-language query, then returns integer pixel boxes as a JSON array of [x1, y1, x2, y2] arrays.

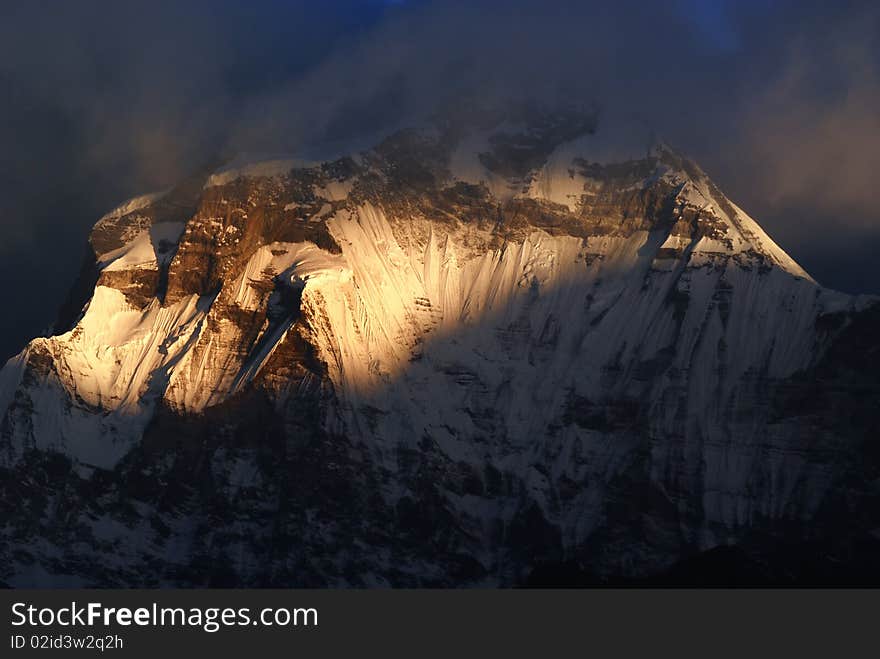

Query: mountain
[[2, 107, 879, 586]]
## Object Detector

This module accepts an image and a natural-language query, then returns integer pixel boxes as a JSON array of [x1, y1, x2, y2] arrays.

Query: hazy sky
[[1, 0, 878, 360]]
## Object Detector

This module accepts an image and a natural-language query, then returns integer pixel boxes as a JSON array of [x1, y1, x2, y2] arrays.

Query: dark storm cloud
[[0, 0, 390, 210], [228, 1, 715, 151], [0, 0, 392, 358], [732, 5, 880, 220], [256, 0, 879, 214], [691, 0, 880, 292], [1, 0, 878, 359]]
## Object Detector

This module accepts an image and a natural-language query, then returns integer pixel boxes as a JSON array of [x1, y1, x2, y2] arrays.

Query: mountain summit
[[2, 110, 878, 586]]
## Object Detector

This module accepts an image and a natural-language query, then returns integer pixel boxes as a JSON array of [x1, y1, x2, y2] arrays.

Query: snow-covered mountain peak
[[177, 107, 807, 286], [1, 107, 878, 586], [3, 111, 830, 465]]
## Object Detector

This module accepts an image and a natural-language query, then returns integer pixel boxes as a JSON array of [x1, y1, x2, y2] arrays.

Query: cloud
[[227, 1, 711, 152], [0, 0, 877, 359], [223, 0, 880, 230], [733, 6, 880, 222], [0, 0, 393, 357]]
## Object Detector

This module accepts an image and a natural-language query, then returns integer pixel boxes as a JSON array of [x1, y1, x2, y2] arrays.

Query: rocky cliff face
[[2, 108, 878, 586]]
